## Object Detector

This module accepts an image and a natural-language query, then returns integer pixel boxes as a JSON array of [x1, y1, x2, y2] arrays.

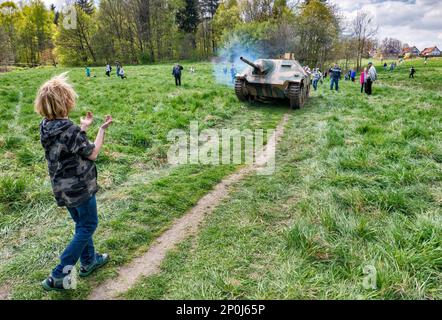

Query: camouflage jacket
[[40, 119, 98, 208]]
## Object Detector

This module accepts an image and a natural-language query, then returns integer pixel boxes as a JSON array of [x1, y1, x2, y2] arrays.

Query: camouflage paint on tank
[[236, 58, 310, 99]]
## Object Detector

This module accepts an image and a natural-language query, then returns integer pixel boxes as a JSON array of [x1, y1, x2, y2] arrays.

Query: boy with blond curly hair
[[35, 73, 113, 291]]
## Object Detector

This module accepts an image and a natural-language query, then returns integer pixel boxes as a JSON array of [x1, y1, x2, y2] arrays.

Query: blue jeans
[[313, 79, 319, 91], [52, 195, 98, 278], [330, 78, 339, 91]]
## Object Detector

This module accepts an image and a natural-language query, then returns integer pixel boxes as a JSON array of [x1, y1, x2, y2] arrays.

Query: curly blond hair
[[35, 72, 78, 120]]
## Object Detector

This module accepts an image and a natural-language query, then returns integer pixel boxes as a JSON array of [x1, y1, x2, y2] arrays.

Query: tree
[[212, 0, 241, 50], [55, 4, 97, 65], [296, 0, 340, 67], [199, 0, 220, 52], [380, 37, 402, 57], [351, 10, 377, 71], [176, 0, 200, 33], [0, 1, 19, 63], [76, 0, 95, 15]]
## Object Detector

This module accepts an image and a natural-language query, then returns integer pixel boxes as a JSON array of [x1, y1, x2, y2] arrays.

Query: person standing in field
[[85, 66, 91, 78], [116, 61, 121, 77], [35, 73, 113, 291], [360, 67, 367, 93], [350, 69, 356, 82], [409, 66, 416, 78], [312, 68, 322, 91], [230, 64, 237, 84], [105, 63, 112, 77], [330, 64, 341, 92], [119, 66, 127, 79], [384, 62, 387, 71], [172, 63, 184, 86], [365, 62, 377, 95]]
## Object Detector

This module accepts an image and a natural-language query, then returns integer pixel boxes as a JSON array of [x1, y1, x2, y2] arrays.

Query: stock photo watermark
[[362, 265, 377, 290], [61, 3, 77, 30], [62, 265, 77, 290], [167, 121, 277, 175]]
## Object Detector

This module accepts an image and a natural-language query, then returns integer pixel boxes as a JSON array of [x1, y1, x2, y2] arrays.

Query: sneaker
[[41, 275, 68, 292], [79, 253, 110, 278]]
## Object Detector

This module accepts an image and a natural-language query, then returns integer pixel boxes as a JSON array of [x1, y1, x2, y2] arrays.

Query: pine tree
[[200, 0, 219, 18], [176, 0, 200, 33], [76, 0, 94, 15]]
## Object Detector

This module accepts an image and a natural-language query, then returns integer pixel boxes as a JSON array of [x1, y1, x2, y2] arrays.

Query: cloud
[[330, 0, 442, 49]]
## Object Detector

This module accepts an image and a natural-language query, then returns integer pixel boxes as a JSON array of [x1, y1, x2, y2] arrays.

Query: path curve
[[89, 114, 290, 300]]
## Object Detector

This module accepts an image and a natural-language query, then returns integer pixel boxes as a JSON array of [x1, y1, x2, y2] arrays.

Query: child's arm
[[88, 115, 113, 161]]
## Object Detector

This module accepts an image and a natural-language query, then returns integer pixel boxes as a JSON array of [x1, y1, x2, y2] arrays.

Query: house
[[401, 46, 420, 57], [420, 46, 441, 57]]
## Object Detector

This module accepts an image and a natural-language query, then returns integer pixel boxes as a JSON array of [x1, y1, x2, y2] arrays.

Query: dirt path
[[0, 284, 11, 300], [89, 113, 290, 300]]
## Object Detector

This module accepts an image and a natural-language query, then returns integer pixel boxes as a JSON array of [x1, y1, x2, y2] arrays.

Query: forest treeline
[[0, 0, 401, 68]]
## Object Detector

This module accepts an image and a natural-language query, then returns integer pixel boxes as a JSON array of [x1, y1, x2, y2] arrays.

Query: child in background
[[35, 73, 113, 291], [119, 67, 127, 79], [312, 68, 322, 91], [350, 69, 356, 82], [105, 63, 112, 77], [409, 66, 416, 78], [85, 66, 91, 78]]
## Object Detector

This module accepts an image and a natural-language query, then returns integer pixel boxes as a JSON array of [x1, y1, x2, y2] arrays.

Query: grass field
[[1, 58, 441, 299]]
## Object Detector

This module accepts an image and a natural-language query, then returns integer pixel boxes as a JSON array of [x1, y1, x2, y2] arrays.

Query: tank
[[235, 56, 311, 109]]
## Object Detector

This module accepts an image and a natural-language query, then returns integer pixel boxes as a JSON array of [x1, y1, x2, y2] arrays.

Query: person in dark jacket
[[172, 63, 184, 86], [409, 66, 416, 78], [330, 64, 342, 91], [116, 60, 121, 77], [365, 62, 377, 95], [35, 73, 113, 292]]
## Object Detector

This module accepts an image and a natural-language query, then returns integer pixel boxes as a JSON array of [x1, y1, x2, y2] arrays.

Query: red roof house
[[420, 46, 441, 57]]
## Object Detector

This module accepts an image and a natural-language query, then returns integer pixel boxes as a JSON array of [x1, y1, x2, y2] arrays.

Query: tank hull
[[235, 58, 311, 109]]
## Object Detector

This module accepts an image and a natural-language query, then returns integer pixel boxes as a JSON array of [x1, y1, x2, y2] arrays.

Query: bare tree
[[380, 37, 402, 57], [351, 11, 377, 71]]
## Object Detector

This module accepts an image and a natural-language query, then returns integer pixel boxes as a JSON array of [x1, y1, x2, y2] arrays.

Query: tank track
[[235, 78, 248, 102]]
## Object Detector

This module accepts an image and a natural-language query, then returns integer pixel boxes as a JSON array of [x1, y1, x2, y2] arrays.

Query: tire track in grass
[[89, 113, 290, 300]]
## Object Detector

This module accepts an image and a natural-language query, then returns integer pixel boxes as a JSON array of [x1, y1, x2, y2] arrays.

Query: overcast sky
[[10, 0, 442, 50], [329, 0, 442, 49]]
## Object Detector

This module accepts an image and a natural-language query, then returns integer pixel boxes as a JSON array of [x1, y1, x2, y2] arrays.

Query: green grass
[[0, 62, 285, 299], [124, 58, 442, 300], [1, 58, 441, 300]]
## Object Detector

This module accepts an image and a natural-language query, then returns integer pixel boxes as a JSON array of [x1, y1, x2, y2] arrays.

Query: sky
[[329, 0, 442, 49], [8, 0, 442, 50]]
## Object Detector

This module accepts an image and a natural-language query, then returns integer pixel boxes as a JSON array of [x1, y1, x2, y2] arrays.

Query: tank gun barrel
[[240, 57, 263, 73]]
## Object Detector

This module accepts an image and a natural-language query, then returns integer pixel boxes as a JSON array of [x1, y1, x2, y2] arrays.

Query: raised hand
[[101, 115, 113, 130], [80, 111, 94, 130]]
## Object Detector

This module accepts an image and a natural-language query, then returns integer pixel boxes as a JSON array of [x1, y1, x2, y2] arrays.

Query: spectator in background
[[384, 62, 388, 71], [365, 62, 377, 95], [230, 64, 237, 84], [85, 66, 91, 78], [172, 62, 184, 86], [312, 68, 322, 91], [350, 69, 356, 82], [330, 64, 342, 92], [105, 63, 112, 77], [119, 66, 127, 79], [409, 66, 416, 78], [115, 61, 121, 77]]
